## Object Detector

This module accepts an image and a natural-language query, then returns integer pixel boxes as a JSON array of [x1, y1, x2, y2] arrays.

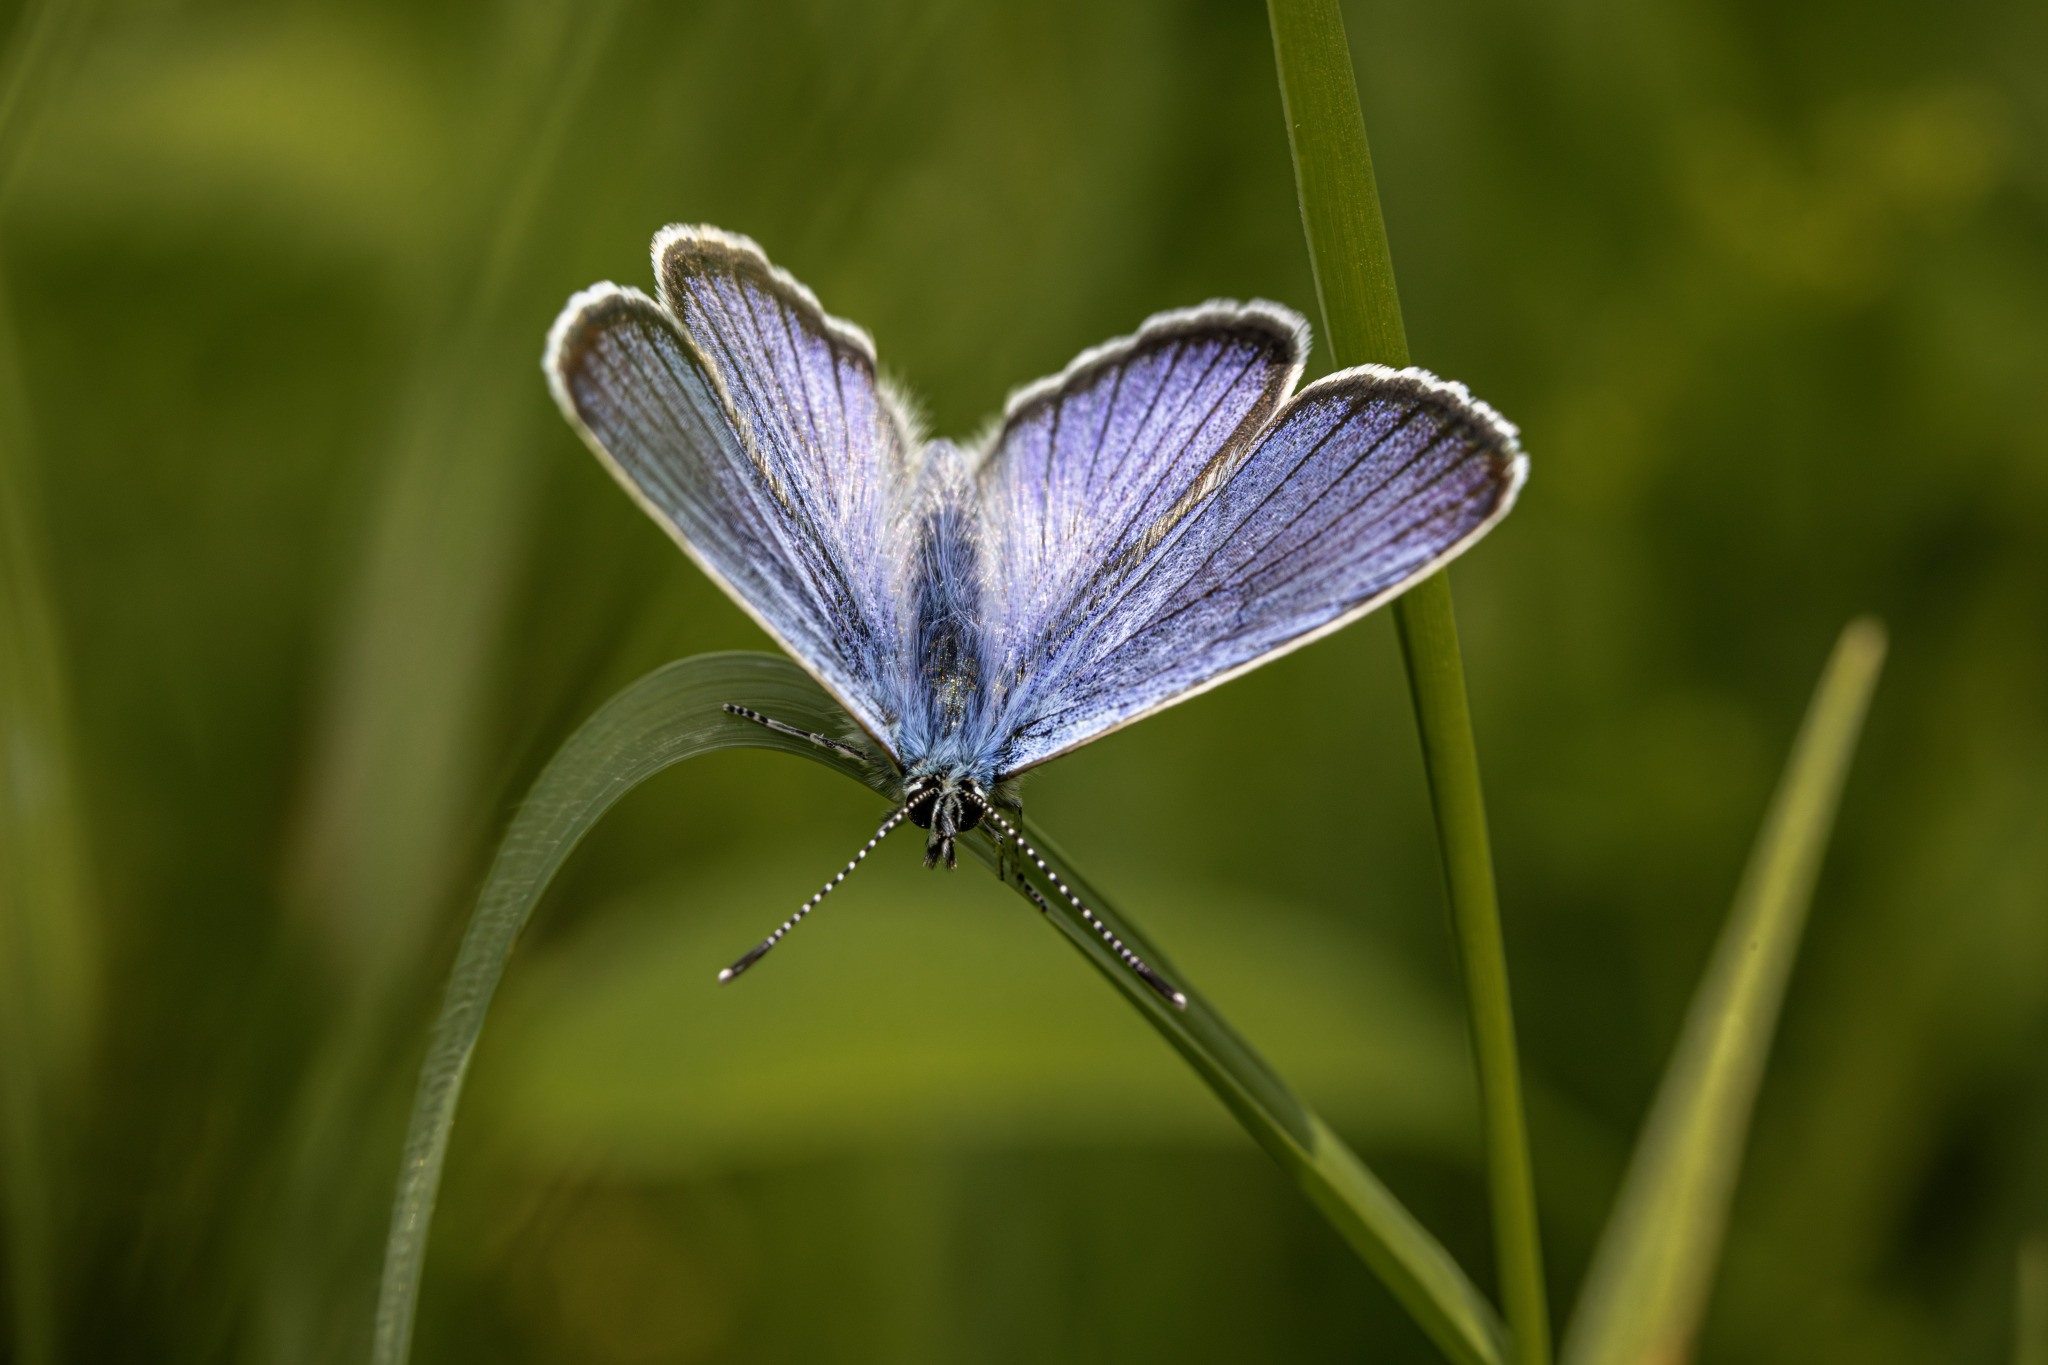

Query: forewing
[[977, 302, 1306, 685], [995, 366, 1527, 771], [545, 228, 915, 754]]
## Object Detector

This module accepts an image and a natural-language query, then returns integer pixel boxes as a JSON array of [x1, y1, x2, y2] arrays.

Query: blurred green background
[[0, 0, 2043, 1361]]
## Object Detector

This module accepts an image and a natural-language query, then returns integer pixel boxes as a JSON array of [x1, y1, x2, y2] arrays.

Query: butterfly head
[[902, 767, 989, 871]]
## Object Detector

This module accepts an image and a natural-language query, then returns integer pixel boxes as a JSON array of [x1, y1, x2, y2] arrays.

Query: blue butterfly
[[546, 226, 1526, 1007]]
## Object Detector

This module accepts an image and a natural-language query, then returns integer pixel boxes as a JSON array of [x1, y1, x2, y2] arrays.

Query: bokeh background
[[0, 0, 2044, 1361]]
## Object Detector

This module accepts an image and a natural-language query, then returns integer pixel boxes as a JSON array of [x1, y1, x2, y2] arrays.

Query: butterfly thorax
[[892, 439, 1007, 789]]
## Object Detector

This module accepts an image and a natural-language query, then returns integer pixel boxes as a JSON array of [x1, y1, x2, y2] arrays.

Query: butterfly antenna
[[973, 802, 1188, 1010], [718, 806, 908, 983], [723, 703, 872, 762]]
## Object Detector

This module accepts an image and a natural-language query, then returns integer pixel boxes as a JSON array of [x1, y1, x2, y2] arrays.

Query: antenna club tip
[[1171, 992, 1188, 1009], [717, 968, 735, 984]]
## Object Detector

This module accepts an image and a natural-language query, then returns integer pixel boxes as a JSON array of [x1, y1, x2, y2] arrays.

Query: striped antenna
[[974, 802, 1187, 1009], [718, 806, 908, 982], [723, 702, 872, 761]]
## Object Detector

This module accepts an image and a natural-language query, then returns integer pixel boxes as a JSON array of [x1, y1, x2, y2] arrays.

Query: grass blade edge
[[1561, 617, 1888, 1365]]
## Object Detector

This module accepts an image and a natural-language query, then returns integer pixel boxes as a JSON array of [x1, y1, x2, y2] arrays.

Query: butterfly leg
[[975, 805, 1188, 1010], [723, 703, 872, 761], [993, 801, 1024, 886]]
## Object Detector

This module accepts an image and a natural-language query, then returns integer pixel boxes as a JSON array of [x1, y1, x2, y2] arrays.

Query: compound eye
[[953, 798, 987, 834], [904, 784, 940, 829]]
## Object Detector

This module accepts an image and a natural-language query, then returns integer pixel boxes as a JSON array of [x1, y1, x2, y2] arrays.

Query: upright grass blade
[[1265, 0, 1406, 374], [0, 0, 99, 203], [0, 3, 103, 1359], [1392, 575, 1548, 1365], [2020, 1235, 2048, 1365], [1561, 619, 1887, 1365], [0, 273, 95, 1365], [1267, 3, 1549, 1360], [374, 651, 1507, 1365]]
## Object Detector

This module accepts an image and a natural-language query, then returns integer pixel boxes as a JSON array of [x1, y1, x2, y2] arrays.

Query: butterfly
[[545, 226, 1526, 1007]]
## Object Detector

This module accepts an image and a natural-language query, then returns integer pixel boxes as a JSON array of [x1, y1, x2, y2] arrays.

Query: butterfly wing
[[992, 365, 1526, 772], [972, 302, 1307, 767], [545, 226, 916, 756]]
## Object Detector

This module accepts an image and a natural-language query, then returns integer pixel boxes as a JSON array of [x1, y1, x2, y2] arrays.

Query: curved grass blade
[[372, 652, 872, 1365], [374, 650, 1505, 1365], [1561, 618, 1888, 1365], [1267, 3, 1547, 1359]]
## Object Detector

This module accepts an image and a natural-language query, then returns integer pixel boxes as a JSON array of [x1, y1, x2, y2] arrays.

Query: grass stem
[[0, 2, 103, 1358], [2019, 1236, 2048, 1365], [1394, 575, 1550, 1365], [1561, 619, 1886, 1365], [1267, 3, 1549, 1360]]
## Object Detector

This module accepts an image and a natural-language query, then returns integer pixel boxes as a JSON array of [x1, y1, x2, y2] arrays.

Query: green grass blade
[[0, 5, 104, 1360], [1561, 618, 1888, 1365], [2020, 1235, 2048, 1365], [1267, 3, 1548, 1360], [0, 0, 99, 201], [0, 276, 96, 1365], [1394, 574, 1550, 1365], [1265, 0, 1407, 372], [959, 821, 1506, 1365], [372, 653, 875, 1365], [375, 651, 1505, 1365]]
